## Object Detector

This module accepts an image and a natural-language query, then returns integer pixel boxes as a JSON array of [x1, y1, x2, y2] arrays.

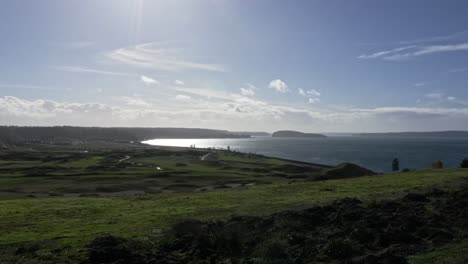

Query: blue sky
[[1, 0, 468, 132]]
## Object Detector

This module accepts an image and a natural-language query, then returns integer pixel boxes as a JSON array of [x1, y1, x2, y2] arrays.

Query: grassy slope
[[409, 240, 468, 264], [1, 168, 467, 248], [0, 147, 311, 197]]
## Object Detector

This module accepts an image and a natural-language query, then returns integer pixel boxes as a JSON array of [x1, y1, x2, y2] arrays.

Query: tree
[[460, 158, 468, 168], [392, 158, 400, 172], [432, 160, 443, 169]]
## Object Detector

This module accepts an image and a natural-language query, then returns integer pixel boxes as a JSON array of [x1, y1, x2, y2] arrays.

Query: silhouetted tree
[[392, 158, 400, 172], [432, 160, 443, 169], [460, 158, 468, 168]]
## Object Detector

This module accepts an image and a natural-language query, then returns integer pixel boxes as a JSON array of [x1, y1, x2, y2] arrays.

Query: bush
[[460, 158, 468, 168], [432, 160, 443, 169]]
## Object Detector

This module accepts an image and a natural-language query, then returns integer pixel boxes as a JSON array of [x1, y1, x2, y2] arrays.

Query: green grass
[[0, 146, 317, 197], [1, 168, 467, 247], [409, 240, 468, 264]]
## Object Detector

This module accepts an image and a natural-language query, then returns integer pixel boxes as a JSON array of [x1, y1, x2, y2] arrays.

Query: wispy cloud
[[298, 88, 320, 97], [140, 75, 159, 85], [425, 92, 445, 100], [0, 84, 67, 91], [113, 96, 150, 106], [52, 41, 95, 49], [308, 98, 320, 104], [175, 94, 191, 101], [421, 92, 468, 107], [240, 83, 256, 97], [55, 66, 134, 77], [413, 82, 426, 87], [358, 46, 416, 60], [105, 42, 226, 72], [359, 42, 468, 61], [298, 88, 321, 103], [398, 30, 468, 45], [269, 79, 289, 93], [174, 80, 185, 86], [240, 87, 255, 96]]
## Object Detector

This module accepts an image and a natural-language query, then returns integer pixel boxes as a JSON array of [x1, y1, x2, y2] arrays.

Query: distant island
[[272, 130, 327, 138], [354, 131, 468, 138]]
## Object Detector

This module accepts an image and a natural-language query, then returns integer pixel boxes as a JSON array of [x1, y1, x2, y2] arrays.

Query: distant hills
[[354, 131, 468, 138], [272, 130, 327, 138], [0, 126, 252, 144], [230, 131, 271, 137]]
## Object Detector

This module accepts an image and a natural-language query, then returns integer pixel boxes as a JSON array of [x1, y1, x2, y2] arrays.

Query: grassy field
[[0, 143, 467, 263], [0, 142, 328, 199]]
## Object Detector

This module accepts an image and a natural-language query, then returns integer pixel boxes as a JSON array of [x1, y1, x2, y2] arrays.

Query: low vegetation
[[0, 142, 467, 263]]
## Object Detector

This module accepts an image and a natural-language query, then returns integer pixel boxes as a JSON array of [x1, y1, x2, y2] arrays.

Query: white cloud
[[174, 80, 184, 86], [420, 92, 468, 106], [413, 82, 426, 87], [307, 89, 320, 97], [96, 88, 103, 93], [299, 88, 320, 103], [358, 42, 468, 61], [140, 75, 159, 85], [55, 66, 133, 77], [308, 98, 320, 104], [113, 96, 150, 106], [105, 42, 226, 72], [240, 87, 255, 96], [425, 92, 445, 100], [268, 79, 289, 93], [4, 95, 468, 132], [175, 94, 191, 101], [298, 88, 305, 96]]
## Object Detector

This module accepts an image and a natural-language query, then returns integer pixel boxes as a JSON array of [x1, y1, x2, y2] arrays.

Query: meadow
[[0, 142, 467, 263]]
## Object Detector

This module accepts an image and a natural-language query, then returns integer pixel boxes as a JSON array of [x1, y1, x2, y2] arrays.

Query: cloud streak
[[359, 42, 468, 61], [55, 66, 134, 77], [140, 75, 159, 85], [105, 42, 226, 72]]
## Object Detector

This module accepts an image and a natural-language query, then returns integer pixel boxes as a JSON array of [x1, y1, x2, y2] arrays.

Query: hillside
[[0, 143, 467, 263], [0, 126, 251, 144], [272, 130, 327, 138]]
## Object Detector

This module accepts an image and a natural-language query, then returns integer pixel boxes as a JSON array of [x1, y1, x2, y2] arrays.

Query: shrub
[[432, 160, 443, 169], [460, 158, 468, 168]]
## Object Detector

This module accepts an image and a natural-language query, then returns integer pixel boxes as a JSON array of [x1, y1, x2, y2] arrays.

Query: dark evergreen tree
[[461, 158, 468, 168], [392, 158, 400, 172]]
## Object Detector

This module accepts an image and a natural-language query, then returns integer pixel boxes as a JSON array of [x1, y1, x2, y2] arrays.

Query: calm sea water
[[143, 136, 468, 172]]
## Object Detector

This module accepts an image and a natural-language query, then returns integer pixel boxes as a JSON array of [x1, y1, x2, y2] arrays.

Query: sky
[[1, 0, 468, 132]]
